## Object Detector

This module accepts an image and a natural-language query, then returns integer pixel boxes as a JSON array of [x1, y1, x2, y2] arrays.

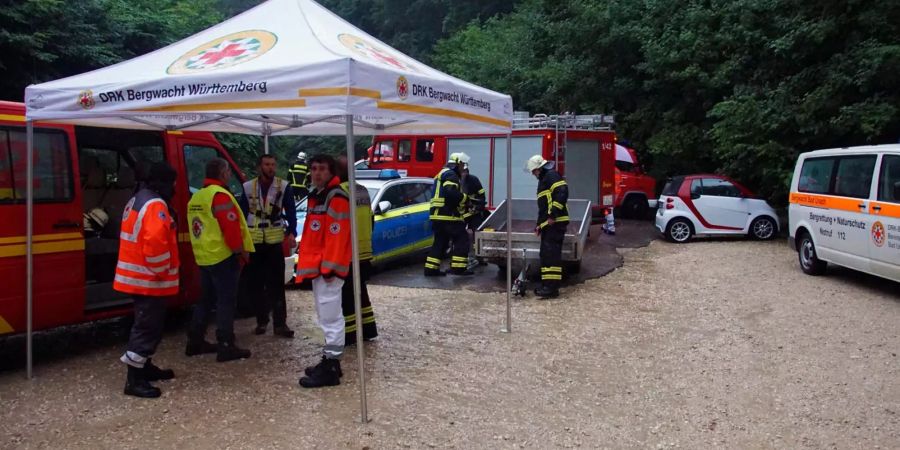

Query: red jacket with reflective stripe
[[113, 189, 180, 296], [296, 176, 351, 280]]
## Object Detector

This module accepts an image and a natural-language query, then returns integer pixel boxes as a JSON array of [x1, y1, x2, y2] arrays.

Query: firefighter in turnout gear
[[238, 154, 297, 338], [288, 151, 310, 202], [424, 152, 473, 276], [185, 159, 255, 362], [337, 156, 378, 344], [461, 162, 486, 268], [115, 162, 179, 399], [527, 155, 569, 299], [296, 154, 352, 388]]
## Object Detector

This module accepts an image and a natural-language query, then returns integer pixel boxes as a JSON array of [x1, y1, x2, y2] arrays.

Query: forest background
[[2, 0, 897, 203]]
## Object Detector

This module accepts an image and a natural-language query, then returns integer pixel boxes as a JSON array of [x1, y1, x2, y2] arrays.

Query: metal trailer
[[475, 198, 592, 274]]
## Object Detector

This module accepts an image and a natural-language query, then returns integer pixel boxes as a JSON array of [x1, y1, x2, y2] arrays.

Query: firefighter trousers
[[539, 223, 567, 288], [425, 220, 469, 273], [342, 260, 378, 343], [245, 243, 288, 328], [312, 276, 345, 359], [121, 295, 168, 368]]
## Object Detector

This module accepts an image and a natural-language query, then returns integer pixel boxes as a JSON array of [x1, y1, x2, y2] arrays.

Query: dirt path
[[1, 239, 898, 449]]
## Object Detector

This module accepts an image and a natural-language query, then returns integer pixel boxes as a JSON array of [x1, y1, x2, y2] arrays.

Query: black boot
[[299, 357, 342, 388], [303, 355, 344, 377], [143, 358, 175, 381], [185, 338, 217, 357], [449, 268, 474, 276], [253, 324, 267, 335], [534, 285, 559, 299], [273, 325, 295, 338], [216, 339, 251, 362], [424, 268, 446, 277], [124, 365, 161, 398]]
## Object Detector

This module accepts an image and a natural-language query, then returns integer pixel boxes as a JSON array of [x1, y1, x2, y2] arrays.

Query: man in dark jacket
[[526, 155, 569, 299]]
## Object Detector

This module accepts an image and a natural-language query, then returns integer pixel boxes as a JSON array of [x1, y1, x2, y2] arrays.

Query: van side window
[[183, 145, 242, 196], [878, 155, 900, 203], [798, 157, 834, 194], [398, 140, 411, 162], [372, 141, 394, 162], [833, 156, 876, 199], [0, 128, 72, 203], [615, 160, 635, 172], [690, 179, 702, 197], [416, 139, 435, 162]]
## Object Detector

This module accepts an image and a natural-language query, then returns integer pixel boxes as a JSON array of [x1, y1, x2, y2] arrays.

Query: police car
[[283, 169, 435, 284]]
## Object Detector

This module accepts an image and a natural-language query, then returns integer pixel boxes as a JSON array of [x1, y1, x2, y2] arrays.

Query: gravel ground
[[0, 239, 898, 449]]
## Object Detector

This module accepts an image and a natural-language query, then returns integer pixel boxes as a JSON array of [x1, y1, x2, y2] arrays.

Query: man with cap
[[424, 152, 473, 276], [114, 162, 179, 398], [526, 154, 570, 299]]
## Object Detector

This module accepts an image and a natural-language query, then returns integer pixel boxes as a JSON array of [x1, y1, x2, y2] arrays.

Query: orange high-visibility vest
[[113, 189, 179, 296], [296, 176, 351, 281]]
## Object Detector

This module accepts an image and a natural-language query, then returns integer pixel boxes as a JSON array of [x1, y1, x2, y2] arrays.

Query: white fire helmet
[[83, 207, 109, 233], [448, 152, 470, 165], [296, 151, 307, 160], [525, 154, 548, 172]]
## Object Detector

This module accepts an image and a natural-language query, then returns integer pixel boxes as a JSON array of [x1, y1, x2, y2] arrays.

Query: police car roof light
[[355, 168, 401, 180]]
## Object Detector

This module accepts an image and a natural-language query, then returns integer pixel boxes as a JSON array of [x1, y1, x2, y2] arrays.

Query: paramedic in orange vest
[[185, 158, 255, 363], [114, 162, 179, 399], [295, 154, 352, 388]]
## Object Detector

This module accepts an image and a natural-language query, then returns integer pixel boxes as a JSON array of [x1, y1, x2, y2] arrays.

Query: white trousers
[[312, 276, 345, 358]]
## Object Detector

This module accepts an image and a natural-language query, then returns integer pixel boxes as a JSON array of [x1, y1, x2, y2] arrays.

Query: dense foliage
[[2, 0, 897, 201]]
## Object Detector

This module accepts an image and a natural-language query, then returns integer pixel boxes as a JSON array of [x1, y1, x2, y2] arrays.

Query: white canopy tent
[[24, 0, 515, 422]]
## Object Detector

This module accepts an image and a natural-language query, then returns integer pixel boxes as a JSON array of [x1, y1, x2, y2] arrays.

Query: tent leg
[[502, 134, 512, 333], [26, 120, 34, 379], [345, 115, 369, 423], [263, 130, 270, 155]]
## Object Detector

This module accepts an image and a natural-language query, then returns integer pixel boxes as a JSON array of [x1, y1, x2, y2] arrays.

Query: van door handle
[[858, 203, 867, 209], [873, 205, 882, 212], [53, 220, 81, 229]]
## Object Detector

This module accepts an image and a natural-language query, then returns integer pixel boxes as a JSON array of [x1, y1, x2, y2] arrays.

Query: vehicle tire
[[665, 218, 693, 243], [797, 231, 827, 276], [622, 195, 648, 219], [750, 216, 777, 240]]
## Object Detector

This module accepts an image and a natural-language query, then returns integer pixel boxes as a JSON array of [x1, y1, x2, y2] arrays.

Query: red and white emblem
[[78, 90, 95, 110], [872, 221, 885, 247], [310, 219, 321, 232], [396, 76, 409, 100], [191, 217, 204, 238], [168, 31, 277, 75], [329, 222, 341, 235], [339, 33, 419, 72]]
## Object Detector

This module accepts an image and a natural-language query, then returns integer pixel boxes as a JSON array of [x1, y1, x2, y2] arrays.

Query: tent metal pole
[[26, 120, 34, 379], [345, 115, 368, 423], [502, 133, 512, 333], [263, 126, 270, 155]]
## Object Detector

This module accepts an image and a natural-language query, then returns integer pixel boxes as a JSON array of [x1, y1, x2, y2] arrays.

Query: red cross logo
[[872, 221, 885, 247], [199, 43, 246, 65]]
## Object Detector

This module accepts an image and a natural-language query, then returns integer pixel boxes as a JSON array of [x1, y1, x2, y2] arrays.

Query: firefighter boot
[[449, 268, 475, 276], [424, 268, 446, 277], [273, 325, 295, 338], [143, 358, 175, 381], [299, 357, 342, 388], [185, 337, 218, 357], [534, 284, 560, 299], [304, 355, 343, 377], [216, 337, 252, 362], [124, 365, 161, 399]]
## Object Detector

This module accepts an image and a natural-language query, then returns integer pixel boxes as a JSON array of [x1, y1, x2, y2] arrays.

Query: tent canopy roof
[[24, 0, 512, 136]]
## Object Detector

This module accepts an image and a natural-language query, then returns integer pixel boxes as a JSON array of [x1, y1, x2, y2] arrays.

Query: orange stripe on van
[[789, 192, 865, 213], [870, 201, 900, 219], [0, 239, 84, 258], [0, 232, 83, 245], [0, 315, 12, 334], [0, 114, 25, 122]]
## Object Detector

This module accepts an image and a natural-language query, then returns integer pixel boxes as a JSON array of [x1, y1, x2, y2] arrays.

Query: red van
[[0, 101, 246, 336]]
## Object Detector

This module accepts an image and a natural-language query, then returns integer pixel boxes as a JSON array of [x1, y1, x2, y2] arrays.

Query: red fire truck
[[366, 113, 617, 219], [0, 101, 246, 337], [614, 143, 657, 218]]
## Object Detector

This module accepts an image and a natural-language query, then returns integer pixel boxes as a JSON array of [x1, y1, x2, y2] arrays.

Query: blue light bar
[[355, 169, 402, 180]]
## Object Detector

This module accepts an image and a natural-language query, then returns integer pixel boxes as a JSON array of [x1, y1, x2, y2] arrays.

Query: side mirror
[[376, 200, 392, 214]]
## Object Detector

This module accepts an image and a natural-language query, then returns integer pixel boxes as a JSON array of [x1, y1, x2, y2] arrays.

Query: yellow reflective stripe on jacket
[[550, 180, 568, 191]]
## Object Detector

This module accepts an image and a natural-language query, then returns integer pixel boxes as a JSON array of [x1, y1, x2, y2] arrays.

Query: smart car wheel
[[750, 216, 776, 240], [665, 218, 693, 243], [798, 231, 827, 275]]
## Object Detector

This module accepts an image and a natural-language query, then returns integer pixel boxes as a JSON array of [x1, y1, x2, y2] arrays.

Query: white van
[[788, 144, 900, 281]]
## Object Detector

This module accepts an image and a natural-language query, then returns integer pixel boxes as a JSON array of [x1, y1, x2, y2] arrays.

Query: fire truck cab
[[615, 144, 657, 218], [367, 113, 617, 219], [0, 101, 245, 337]]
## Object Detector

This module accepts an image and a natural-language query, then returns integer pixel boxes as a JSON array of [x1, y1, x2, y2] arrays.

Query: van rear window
[[798, 157, 835, 194], [0, 127, 73, 203]]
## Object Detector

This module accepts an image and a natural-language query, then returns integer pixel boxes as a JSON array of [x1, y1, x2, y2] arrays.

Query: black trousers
[[539, 222, 567, 288], [245, 243, 288, 328], [189, 254, 240, 343], [125, 295, 168, 360], [425, 220, 469, 272], [341, 260, 378, 342], [294, 187, 309, 203]]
